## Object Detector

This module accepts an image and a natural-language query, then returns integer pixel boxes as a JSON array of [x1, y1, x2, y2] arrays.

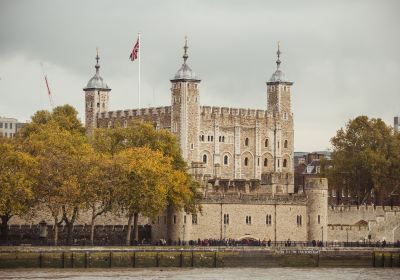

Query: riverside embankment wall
[[0, 247, 399, 269]]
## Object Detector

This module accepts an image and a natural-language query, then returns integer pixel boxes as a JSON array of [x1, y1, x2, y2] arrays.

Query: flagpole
[[138, 32, 141, 108]]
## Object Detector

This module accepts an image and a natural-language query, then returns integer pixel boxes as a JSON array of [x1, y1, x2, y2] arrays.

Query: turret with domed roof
[[170, 37, 201, 163], [84, 49, 111, 134]]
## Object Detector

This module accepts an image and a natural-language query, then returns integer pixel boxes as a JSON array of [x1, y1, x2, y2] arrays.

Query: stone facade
[[90, 42, 294, 192]]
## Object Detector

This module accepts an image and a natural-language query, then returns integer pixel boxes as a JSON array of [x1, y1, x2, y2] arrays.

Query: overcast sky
[[0, 0, 399, 151]]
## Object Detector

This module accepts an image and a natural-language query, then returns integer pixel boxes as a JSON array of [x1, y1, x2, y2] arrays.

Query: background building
[[0, 117, 18, 138]]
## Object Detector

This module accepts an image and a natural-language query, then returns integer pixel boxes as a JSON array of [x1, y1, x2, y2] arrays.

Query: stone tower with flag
[[88, 39, 295, 193]]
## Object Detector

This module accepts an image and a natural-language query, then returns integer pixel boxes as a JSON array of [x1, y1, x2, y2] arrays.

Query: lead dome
[[84, 52, 111, 91]]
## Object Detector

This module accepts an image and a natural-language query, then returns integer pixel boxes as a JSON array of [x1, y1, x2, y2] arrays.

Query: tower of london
[[85, 39, 294, 194], [9, 39, 396, 245]]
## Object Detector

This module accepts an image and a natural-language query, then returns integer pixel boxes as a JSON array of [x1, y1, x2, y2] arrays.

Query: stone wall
[[327, 205, 400, 242], [151, 193, 308, 243]]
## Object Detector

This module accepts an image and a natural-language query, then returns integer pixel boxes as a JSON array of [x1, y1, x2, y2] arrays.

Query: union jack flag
[[129, 37, 139, 61]]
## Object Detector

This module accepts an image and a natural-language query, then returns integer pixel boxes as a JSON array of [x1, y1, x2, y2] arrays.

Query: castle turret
[[84, 49, 111, 134], [170, 37, 201, 163], [266, 43, 294, 193], [305, 177, 328, 242]]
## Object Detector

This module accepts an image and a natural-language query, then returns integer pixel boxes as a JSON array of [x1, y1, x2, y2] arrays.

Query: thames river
[[0, 268, 397, 280]]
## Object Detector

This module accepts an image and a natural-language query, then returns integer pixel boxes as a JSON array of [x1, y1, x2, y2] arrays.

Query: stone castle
[[8, 40, 399, 244], [81, 39, 331, 243]]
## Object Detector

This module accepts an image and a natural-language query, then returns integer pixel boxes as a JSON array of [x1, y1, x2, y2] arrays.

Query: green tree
[[0, 137, 38, 243], [325, 116, 400, 204]]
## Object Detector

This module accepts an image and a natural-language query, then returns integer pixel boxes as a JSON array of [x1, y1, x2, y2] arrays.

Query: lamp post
[[321, 226, 324, 246], [182, 224, 185, 245]]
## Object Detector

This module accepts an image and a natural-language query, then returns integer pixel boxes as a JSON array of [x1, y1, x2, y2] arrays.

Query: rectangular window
[[297, 215, 302, 226], [0, 123, 3, 128], [192, 214, 198, 224], [9, 123, 13, 129], [173, 215, 176, 224], [163, 216, 167, 224], [318, 215, 321, 224], [5, 123, 8, 129], [246, 216, 251, 225], [184, 215, 187, 224], [157, 216, 160, 224], [266, 214, 272, 225], [224, 214, 229, 225]]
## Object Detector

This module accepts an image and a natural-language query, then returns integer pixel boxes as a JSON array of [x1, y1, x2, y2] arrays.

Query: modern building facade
[[0, 117, 18, 138]]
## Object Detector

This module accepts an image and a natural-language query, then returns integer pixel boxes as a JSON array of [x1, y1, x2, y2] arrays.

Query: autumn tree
[[325, 116, 400, 205], [0, 137, 38, 243], [93, 121, 200, 223], [18, 105, 97, 245], [81, 154, 118, 245], [114, 147, 172, 245]]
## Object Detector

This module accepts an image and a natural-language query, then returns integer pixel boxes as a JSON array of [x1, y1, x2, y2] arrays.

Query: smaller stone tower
[[170, 37, 201, 163], [83, 49, 111, 134], [266, 43, 294, 193], [305, 177, 328, 242]]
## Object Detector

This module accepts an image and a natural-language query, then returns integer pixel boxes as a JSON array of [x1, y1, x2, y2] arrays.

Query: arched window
[[283, 159, 287, 168], [224, 155, 228, 165], [245, 138, 249, 146], [244, 157, 249, 166], [265, 139, 269, 148], [284, 140, 288, 148], [202, 154, 207, 164], [222, 136, 225, 142], [264, 158, 268, 167]]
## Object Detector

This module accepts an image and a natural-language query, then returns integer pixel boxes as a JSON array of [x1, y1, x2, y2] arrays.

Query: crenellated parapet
[[97, 106, 171, 120], [329, 205, 400, 213], [200, 106, 269, 120], [202, 191, 307, 205]]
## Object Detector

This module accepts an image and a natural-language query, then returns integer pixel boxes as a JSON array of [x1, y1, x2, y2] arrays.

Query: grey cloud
[[0, 0, 399, 151]]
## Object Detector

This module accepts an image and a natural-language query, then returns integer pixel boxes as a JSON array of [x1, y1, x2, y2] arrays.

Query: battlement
[[98, 106, 171, 119], [328, 224, 369, 231], [200, 106, 268, 119], [202, 191, 307, 205], [329, 205, 400, 213]]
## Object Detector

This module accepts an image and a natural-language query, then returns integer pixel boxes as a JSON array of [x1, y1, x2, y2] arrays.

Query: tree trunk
[[63, 207, 78, 246], [90, 217, 96, 246], [133, 212, 139, 243], [66, 222, 73, 245], [54, 217, 59, 246], [0, 215, 10, 244], [126, 214, 133, 246]]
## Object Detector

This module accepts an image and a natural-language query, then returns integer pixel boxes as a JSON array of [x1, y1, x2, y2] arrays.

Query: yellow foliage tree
[[0, 137, 38, 243], [114, 147, 175, 245]]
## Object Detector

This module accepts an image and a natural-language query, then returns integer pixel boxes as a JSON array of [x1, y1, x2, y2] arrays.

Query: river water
[[0, 268, 397, 280]]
